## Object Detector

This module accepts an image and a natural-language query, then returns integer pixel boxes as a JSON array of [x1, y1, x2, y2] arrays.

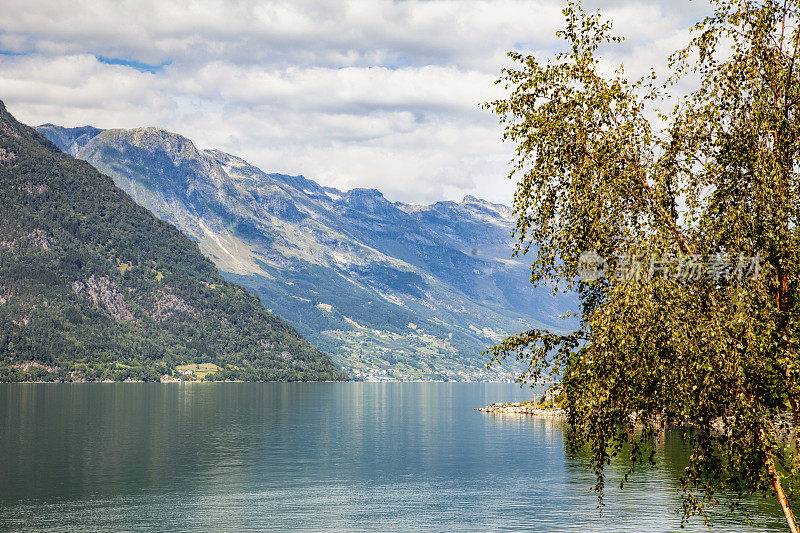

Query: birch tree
[[486, 0, 800, 529]]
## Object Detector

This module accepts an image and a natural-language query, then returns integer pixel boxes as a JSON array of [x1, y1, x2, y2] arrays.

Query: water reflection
[[0, 383, 787, 531]]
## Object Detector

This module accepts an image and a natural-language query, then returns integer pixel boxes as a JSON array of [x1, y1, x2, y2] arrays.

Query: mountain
[[38, 124, 575, 381], [0, 101, 348, 382]]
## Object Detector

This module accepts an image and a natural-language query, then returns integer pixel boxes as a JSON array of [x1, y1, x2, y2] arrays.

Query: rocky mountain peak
[[104, 127, 199, 159], [460, 194, 512, 220], [340, 188, 390, 210], [36, 124, 104, 157]]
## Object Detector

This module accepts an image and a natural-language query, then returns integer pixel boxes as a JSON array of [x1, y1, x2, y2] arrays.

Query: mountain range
[[0, 100, 347, 382], [38, 123, 574, 381]]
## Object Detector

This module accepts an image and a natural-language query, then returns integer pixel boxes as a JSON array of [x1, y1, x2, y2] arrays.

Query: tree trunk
[[764, 440, 799, 533]]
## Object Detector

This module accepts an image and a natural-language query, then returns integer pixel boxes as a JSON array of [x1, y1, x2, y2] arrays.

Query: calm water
[[0, 383, 786, 531]]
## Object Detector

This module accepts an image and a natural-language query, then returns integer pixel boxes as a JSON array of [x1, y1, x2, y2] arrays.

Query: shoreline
[[477, 402, 567, 419], [1, 379, 519, 384]]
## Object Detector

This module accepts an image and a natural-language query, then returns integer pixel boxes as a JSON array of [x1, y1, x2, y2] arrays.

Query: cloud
[[0, 0, 712, 204], [169, 63, 497, 114], [0, 0, 564, 69], [0, 54, 174, 125]]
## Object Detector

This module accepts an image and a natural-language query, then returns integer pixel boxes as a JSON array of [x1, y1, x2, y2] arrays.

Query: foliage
[[0, 100, 348, 382], [485, 0, 800, 528]]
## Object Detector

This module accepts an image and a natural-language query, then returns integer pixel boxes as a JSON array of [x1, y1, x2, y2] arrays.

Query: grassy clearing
[[175, 363, 222, 380]]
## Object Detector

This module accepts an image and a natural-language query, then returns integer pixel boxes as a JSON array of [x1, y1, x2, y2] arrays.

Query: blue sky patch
[[96, 56, 169, 73]]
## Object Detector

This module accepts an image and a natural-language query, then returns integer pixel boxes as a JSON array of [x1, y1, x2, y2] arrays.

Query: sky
[[0, 0, 712, 205]]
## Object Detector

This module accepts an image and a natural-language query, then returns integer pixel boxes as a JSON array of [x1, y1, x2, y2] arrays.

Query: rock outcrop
[[72, 275, 135, 322]]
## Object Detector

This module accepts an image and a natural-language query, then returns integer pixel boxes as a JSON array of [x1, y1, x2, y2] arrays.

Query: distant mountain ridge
[[0, 102, 347, 382], [38, 123, 574, 381]]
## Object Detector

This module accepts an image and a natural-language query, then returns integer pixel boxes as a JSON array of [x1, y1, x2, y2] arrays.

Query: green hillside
[[0, 101, 348, 382]]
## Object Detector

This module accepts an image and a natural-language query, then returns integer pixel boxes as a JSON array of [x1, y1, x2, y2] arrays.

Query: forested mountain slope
[[0, 101, 347, 382]]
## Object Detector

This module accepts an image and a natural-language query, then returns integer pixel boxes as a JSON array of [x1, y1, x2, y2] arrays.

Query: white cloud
[[0, 54, 174, 125], [0, 0, 712, 204]]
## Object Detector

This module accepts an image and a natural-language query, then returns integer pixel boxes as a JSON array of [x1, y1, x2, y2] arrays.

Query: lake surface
[[0, 383, 786, 531]]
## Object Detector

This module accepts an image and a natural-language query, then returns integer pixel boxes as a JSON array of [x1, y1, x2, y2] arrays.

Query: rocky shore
[[477, 402, 567, 418]]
